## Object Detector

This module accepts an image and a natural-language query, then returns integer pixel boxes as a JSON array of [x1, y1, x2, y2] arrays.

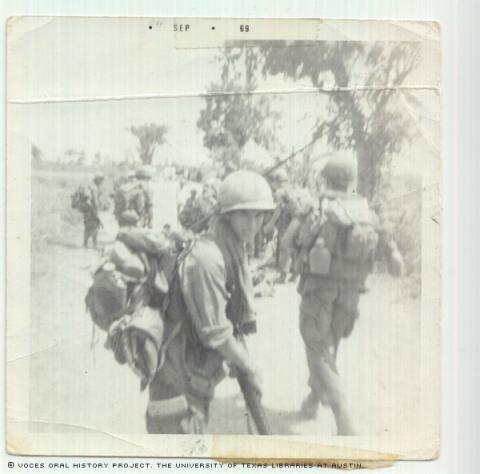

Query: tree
[[31, 144, 43, 168], [128, 123, 168, 165], [197, 49, 281, 177], [256, 41, 422, 200]]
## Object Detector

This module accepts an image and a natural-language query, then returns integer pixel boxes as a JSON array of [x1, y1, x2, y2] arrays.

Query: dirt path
[[29, 212, 421, 437]]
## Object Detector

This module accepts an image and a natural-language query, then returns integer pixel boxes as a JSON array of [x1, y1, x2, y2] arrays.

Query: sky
[[7, 17, 440, 173]]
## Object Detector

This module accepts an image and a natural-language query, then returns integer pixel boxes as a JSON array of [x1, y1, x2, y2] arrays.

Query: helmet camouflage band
[[218, 170, 275, 214]]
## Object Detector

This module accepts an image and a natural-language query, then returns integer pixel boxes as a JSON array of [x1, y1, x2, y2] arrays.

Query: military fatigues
[[297, 273, 360, 406], [83, 186, 102, 248], [296, 187, 377, 413], [136, 235, 241, 433], [276, 188, 314, 277]]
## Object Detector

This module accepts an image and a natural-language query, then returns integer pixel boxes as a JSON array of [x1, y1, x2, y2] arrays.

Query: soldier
[[134, 166, 154, 228], [265, 171, 314, 283], [113, 167, 154, 228], [116, 170, 275, 434], [295, 154, 387, 435], [264, 170, 291, 266], [179, 189, 203, 231], [71, 177, 103, 248]]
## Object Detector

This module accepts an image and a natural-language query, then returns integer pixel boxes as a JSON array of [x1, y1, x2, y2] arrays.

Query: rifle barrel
[[236, 370, 271, 435]]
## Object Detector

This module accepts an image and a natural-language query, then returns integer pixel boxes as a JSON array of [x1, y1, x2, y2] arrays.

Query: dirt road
[[28, 201, 421, 437]]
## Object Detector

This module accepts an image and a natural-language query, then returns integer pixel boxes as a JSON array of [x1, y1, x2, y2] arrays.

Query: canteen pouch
[[308, 237, 331, 275], [146, 395, 189, 433]]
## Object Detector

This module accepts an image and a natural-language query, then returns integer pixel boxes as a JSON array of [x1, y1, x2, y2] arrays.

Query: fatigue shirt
[[150, 235, 234, 402]]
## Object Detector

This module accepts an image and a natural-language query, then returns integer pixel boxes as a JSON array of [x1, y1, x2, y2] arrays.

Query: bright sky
[[7, 17, 439, 172]]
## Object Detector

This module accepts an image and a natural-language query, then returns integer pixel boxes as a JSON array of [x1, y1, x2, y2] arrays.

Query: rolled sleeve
[[179, 241, 233, 349]]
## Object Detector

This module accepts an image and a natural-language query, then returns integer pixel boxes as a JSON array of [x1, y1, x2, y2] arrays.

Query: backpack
[[85, 229, 182, 332], [71, 186, 90, 212], [114, 182, 147, 220], [303, 194, 378, 280]]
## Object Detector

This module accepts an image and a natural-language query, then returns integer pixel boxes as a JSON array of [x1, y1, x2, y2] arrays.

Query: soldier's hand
[[245, 367, 263, 398], [387, 241, 405, 278]]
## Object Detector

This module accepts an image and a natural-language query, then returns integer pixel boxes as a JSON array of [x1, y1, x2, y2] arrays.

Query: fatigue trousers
[[145, 330, 224, 434], [83, 221, 100, 248], [299, 277, 360, 406]]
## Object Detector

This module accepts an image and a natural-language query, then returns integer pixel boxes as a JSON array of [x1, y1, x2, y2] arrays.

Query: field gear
[[71, 186, 89, 211], [321, 155, 354, 189], [71, 185, 102, 248], [298, 193, 378, 281], [146, 395, 191, 433], [133, 216, 268, 434], [281, 188, 315, 218], [218, 170, 275, 214], [118, 210, 139, 227], [85, 228, 176, 332], [109, 241, 145, 279], [296, 184, 378, 433], [307, 237, 331, 275], [113, 181, 152, 228]]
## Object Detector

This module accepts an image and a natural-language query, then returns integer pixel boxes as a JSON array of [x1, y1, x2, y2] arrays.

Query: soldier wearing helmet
[[75, 174, 105, 248], [294, 154, 372, 435], [117, 169, 275, 434], [264, 169, 315, 283], [320, 154, 355, 191], [134, 166, 154, 227]]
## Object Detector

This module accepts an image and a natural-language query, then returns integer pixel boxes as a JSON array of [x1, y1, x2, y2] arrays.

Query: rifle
[[235, 332, 271, 435]]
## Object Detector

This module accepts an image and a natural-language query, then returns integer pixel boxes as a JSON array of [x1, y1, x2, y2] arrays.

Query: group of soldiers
[[72, 165, 155, 249], [80, 153, 404, 436]]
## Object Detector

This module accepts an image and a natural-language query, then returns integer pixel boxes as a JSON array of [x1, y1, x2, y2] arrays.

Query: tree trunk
[[356, 142, 378, 201]]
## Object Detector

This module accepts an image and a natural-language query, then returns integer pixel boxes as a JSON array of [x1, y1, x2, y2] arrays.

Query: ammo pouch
[[146, 395, 189, 433]]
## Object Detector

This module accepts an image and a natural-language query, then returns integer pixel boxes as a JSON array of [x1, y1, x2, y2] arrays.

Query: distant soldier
[[264, 170, 291, 264], [113, 166, 153, 228], [179, 189, 203, 231], [134, 166, 154, 228], [71, 175, 104, 249], [265, 171, 315, 283], [295, 154, 403, 435]]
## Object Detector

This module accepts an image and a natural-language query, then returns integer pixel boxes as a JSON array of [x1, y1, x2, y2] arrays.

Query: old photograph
[[6, 18, 441, 460]]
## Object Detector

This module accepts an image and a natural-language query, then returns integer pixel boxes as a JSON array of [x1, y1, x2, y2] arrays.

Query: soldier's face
[[226, 210, 265, 243]]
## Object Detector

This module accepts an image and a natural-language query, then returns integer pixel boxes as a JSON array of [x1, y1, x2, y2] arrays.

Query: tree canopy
[[258, 40, 422, 200], [197, 49, 281, 177], [202, 41, 422, 200], [128, 123, 168, 165]]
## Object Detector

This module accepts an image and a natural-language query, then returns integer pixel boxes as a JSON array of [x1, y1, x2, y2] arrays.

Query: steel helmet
[[321, 154, 355, 186], [218, 170, 275, 214]]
